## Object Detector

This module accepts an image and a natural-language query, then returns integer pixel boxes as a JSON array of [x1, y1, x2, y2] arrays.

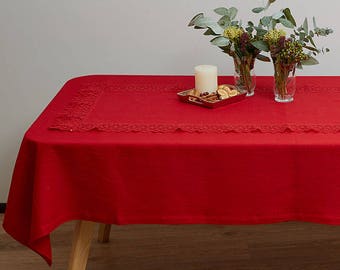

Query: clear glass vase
[[233, 55, 256, 97], [273, 62, 296, 103]]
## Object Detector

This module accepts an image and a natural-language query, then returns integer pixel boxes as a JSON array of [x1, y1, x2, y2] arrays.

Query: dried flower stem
[[273, 61, 296, 99]]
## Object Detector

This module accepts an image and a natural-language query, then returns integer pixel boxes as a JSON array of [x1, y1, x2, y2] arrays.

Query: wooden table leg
[[68, 220, 95, 270], [98, 224, 112, 243]]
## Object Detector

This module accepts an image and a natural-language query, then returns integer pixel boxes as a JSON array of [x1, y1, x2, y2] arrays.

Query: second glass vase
[[273, 62, 296, 103]]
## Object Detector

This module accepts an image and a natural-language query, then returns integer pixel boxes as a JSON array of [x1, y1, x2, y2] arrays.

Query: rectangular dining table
[[3, 75, 340, 269]]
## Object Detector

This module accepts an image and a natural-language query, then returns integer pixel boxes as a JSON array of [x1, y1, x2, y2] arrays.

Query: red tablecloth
[[3, 75, 340, 265]]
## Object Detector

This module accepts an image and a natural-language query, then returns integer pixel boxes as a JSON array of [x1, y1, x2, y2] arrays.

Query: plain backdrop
[[0, 0, 338, 202]]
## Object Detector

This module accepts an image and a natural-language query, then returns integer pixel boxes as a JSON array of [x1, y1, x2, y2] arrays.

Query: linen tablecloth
[[3, 75, 340, 265]]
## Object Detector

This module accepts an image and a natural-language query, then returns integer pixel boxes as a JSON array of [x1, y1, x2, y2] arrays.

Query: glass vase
[[273, 62, 296, 103], [233, 55, 256, 97]]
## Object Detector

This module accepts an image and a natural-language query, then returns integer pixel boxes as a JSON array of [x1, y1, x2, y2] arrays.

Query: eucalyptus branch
[[252, 0, 276, 14], [188, 1, 333, 68]]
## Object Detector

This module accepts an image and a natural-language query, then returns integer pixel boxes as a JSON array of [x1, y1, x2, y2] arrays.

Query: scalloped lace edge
[[49, 89, 340, 134]]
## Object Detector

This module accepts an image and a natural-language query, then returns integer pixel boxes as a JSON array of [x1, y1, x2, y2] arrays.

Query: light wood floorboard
[[2, 214, 340, 269]]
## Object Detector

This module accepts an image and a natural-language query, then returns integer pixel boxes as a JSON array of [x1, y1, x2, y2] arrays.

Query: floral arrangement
[[188, 6, 267, 96], [253, 2, 333, 101], [188, 0, 333, 102]]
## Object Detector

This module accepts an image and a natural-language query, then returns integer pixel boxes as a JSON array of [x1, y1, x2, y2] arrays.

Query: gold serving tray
[[177, 84, 247, 109]]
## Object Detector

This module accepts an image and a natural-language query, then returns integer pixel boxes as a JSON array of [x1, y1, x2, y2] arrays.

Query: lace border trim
[[50, 123, 340, 134], [49, 89, 340, 134]]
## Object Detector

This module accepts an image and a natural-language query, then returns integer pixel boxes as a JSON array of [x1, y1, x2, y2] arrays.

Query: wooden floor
[[2, 214, 340, 269]]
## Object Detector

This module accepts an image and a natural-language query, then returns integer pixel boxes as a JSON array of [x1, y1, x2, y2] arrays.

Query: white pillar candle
[[194, 65, 218, 94]]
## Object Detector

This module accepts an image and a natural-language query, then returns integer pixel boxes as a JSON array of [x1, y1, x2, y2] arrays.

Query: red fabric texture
[[3, 75, 340, 266], [50, 76, 340, 133]]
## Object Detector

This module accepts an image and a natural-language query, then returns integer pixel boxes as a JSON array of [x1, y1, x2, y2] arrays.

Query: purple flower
[[240, 32, 250, 53]]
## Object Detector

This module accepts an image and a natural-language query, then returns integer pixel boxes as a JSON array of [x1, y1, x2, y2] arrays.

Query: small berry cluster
[[278, 40, 309, 65]]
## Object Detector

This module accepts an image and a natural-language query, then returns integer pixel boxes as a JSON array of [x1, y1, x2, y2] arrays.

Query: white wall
[[0, 0, 338, 201]]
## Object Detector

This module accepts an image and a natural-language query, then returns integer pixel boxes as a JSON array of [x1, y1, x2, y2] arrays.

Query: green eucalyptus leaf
[[246, 26, 254, 34], [299, 33, 306, 41], [260, 16, 272, 27], [218, 15, 231, 28], [313, 17, 317, 29], [194, 17, 214, 28], [211, 36, 230, 47], [304, 45, 319, 52], [303, 18, 309, 33], [214, 7, 229, 16], [280, 18, 295, 28], [229, 7, 238, 20], [207, 22, 224, 35], [251, 40, 269, 52], [255, 27, 268, 36], [273, 11, 284, 20], [195, 18, 224, 35], [308, 36, 317, 48], [252, 7, 265, 13], [231, 20, 240, 27], [283, 8, 297, 27], [256, 54, 271, 62], [204, 28, 220, 36], [271, 20, 277, 30], [188, 13, 204, 27], [301, 56, 319, 65]]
